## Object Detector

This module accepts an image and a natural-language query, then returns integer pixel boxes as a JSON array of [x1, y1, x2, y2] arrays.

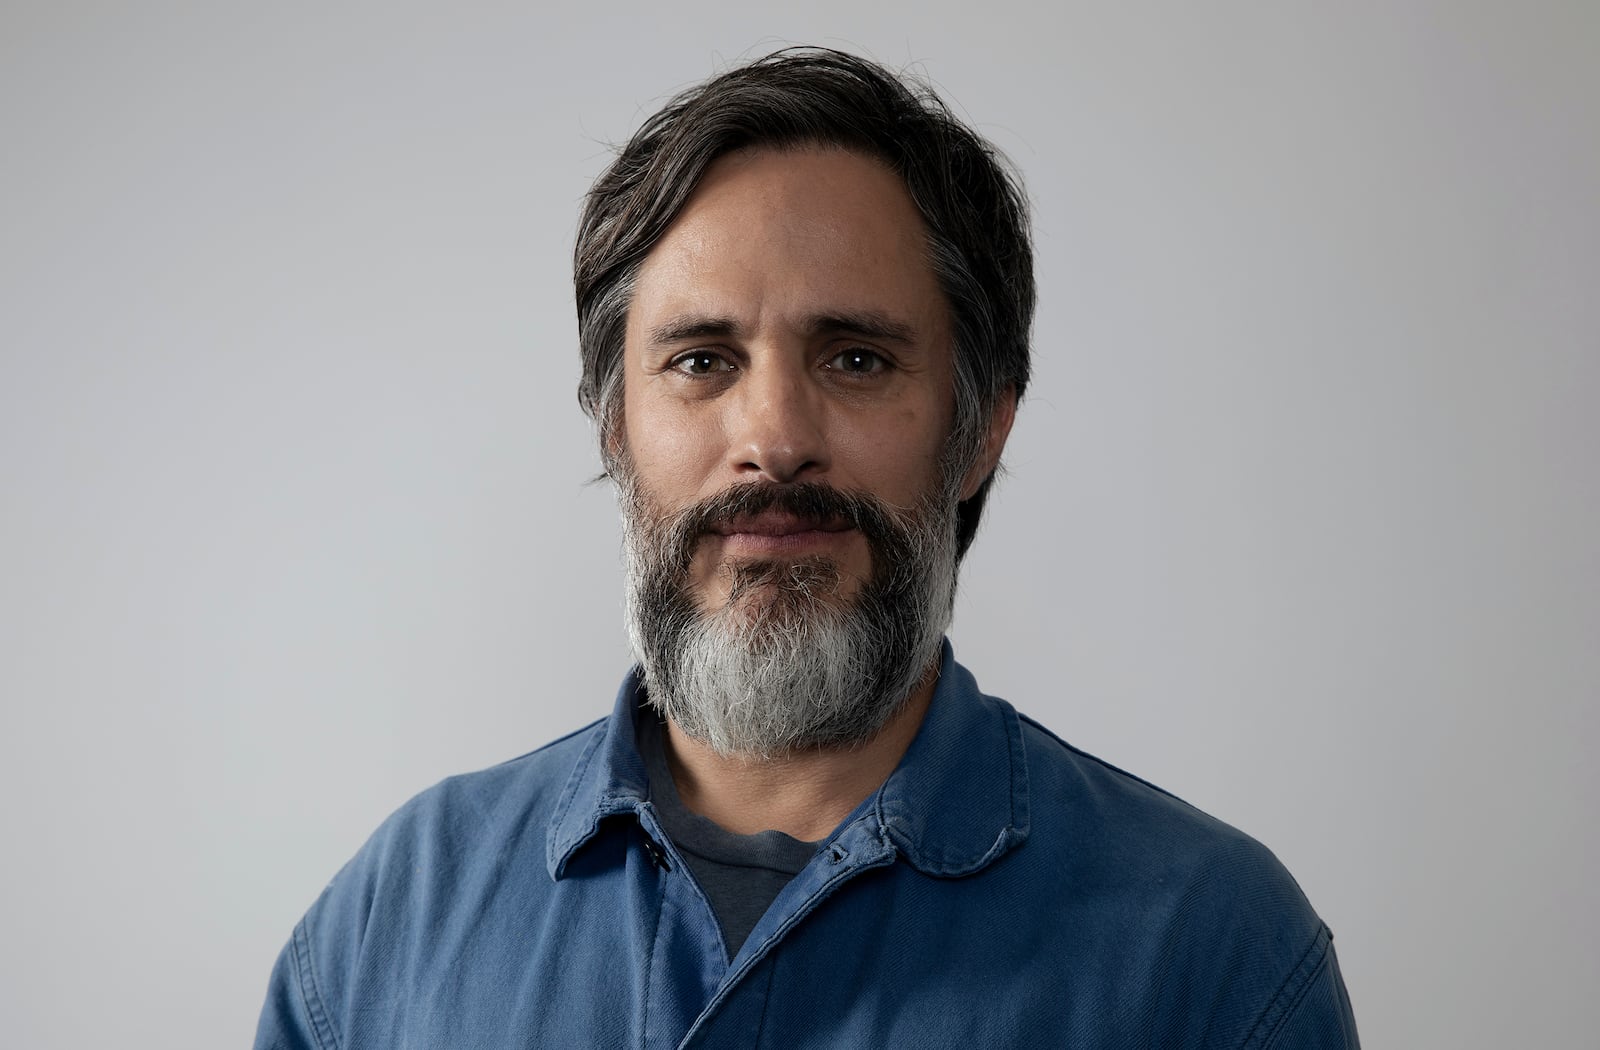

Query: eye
[[826, 347, 888, 376], [670, 350, 734, 376]]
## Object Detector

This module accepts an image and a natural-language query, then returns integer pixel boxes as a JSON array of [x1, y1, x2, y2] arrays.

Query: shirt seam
[[291, 918, 340, 1050], [1017, 712, 1204, 811], [751, 952, 776, 1049], [1238, 923, 1332, 1050], [640, 870, 665, 1050]]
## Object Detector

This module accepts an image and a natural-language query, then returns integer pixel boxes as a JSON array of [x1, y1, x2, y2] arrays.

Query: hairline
[[595, 138, 992, 463]]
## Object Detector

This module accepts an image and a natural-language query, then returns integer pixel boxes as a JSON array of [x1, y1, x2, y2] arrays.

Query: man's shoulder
[[996, 703, 1349, 1043], [372, 715, 610, 855], [300, 715, 610, 927], [298, 719, 609, 943], [1017, 707, 1257, 834], [266, 717, 614, 1047], [1008, 704, 1319, 934]]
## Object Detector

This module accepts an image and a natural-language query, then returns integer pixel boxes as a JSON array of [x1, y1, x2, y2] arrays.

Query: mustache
[[649, 482, 911, 575]]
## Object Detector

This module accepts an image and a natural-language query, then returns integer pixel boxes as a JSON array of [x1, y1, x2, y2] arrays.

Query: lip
[[708, 511, 856, 555], [710, 510, 853, 538]]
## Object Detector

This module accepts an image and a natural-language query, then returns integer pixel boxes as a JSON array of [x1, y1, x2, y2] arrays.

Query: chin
[[706, 556, 856, 628]]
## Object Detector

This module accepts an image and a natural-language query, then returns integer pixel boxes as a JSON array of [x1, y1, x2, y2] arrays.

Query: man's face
[[621, 146, 979, 609], [614, 146, 995, 756]]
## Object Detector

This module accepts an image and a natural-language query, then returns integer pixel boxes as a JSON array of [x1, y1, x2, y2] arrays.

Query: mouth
[[711, 510, 853, 538], [707, 510, 857, 556]]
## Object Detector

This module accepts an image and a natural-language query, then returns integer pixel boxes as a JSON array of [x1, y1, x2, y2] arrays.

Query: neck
[[661, 667, 939, 842]]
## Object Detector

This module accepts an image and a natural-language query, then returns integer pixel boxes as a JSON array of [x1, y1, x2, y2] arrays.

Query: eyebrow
[[809, 310, 918, 345], [645, 310, 919, 348], [647, 315, 743, 346]]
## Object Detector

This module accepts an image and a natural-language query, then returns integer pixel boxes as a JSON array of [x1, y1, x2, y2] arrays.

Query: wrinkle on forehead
[[630, 146, 948, 345]]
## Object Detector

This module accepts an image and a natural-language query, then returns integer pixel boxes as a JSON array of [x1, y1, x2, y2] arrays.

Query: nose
[[726, 354, 829, 484]]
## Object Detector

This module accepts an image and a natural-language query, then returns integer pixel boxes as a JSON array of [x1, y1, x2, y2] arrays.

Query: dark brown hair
[[574, 47, 1034, 557]]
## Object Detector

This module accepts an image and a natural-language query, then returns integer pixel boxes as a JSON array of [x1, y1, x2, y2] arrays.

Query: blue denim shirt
[[256, 644, 1357, 1048]]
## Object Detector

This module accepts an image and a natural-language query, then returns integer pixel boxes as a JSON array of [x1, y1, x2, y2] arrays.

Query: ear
[[958, 386, 1017, 502]]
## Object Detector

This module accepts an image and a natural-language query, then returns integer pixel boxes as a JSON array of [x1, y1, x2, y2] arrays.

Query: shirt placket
[[633, 804, 728, 1050], [674, 816, 899, 1049]]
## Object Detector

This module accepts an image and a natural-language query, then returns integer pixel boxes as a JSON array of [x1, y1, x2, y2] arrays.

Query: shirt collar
[[546, 640, 1031, 880]]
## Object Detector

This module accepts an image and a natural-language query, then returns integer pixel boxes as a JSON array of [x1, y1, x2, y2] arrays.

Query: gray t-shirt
[[638, 714, 819, 961]]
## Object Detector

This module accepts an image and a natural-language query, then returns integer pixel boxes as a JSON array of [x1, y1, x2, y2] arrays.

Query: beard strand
[[618, 475, 960, 759]]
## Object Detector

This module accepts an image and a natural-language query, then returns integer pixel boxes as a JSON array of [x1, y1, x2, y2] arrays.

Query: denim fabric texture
[[256, 643, 1359, 1049]]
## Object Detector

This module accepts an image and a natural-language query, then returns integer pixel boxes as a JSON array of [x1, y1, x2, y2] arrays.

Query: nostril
[[736, 447, 824, 485], [729, 382, 831, 483]]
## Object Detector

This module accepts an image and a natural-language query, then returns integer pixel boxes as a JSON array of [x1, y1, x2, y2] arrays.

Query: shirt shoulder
[[348, 715, 606, 869], [1009, 711, 1355, 1047], [271, 718, 609, 1046], [1015, 709, 1304, 887]]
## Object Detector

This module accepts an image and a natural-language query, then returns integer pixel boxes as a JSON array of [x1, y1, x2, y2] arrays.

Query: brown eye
[[673, 351, 730, 375], [828, 348, 886, 375]]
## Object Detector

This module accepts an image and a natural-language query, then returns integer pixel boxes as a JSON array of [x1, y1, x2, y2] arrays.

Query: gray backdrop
[[3, 3, 1596, 1047]]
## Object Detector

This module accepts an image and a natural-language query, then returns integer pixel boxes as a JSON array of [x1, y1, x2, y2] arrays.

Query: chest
[[336, 830, 1191, 1050]]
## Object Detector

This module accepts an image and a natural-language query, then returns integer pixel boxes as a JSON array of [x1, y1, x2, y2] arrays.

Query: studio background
[[3, 3, 1595, 1048]]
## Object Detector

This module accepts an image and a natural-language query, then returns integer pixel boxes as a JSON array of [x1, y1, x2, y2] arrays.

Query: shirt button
[[642, 837, 671, 871]]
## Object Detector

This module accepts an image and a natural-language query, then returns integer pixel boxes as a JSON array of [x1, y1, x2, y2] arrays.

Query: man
[[257, 49, 1358, 1048]]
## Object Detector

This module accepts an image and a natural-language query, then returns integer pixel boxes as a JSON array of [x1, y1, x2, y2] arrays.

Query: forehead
[[627, 146, 948, 336]]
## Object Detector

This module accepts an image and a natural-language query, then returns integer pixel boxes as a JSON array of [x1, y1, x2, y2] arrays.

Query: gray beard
[[618, 477, 960, 759]]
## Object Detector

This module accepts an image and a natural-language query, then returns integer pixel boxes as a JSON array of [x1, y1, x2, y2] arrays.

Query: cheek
[[623, 387, 725, 506], [849, 402, 950, 498]]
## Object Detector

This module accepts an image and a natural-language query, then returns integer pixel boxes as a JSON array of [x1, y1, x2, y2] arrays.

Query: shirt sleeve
[[254, 921, 339, 1050], [1244, 927, 1360, 1049]]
